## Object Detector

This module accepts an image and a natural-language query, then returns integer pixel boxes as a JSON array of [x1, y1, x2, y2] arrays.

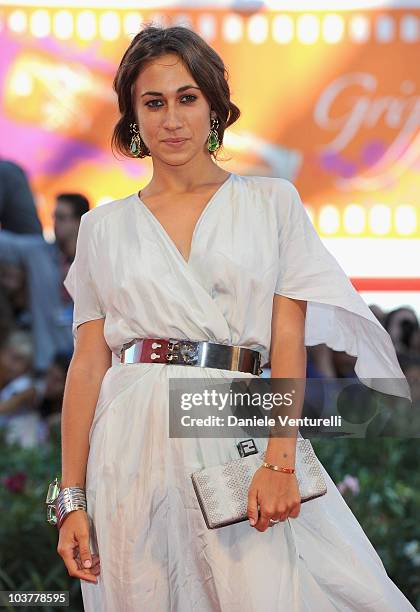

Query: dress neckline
[[133, 172, 234, 266]]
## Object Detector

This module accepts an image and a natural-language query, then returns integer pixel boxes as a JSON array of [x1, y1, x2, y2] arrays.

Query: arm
[[57, 317, 109, 585], [61, 317, 111, 489], [56, 209, 107, 582], [247, 294, 306, 532], [264, 294, 307, 467]]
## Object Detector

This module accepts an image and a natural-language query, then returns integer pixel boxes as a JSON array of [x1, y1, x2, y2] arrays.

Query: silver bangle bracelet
[[55, 487, 87, 529]]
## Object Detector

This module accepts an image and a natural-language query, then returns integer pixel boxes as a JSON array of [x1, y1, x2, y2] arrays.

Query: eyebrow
[[140, 85, 201, 97]]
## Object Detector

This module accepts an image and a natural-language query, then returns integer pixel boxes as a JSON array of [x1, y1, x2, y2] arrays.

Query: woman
[[56, 25, 415, 611]]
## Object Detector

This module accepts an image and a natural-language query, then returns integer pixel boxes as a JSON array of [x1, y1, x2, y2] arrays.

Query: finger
[[86, 554, 100, 573], [75, 559, 101, 577], [78, 533, 94, 569], [265, 507, 289, 527], [64, 558, 98, 582], [288, 503, 301, 519], [90, 562, 101, 576], [277, 510, 290, 522], [74, 552, 100, 572], [255, 509, 271, 532], [75, 551, 100, 565], [90, 554, 101, 566], [247, 488, 259, 527], [61, 548, 98, 583]]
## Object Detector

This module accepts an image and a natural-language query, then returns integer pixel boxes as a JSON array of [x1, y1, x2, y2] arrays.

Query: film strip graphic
[[304, 204, 419, 239], [0, 7, 418, 45]]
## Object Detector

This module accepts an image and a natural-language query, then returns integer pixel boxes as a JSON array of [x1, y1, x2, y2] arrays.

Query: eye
[[145, 94, 197, 108], [145, 99, 163, 108], [181, 94, 197, 103]]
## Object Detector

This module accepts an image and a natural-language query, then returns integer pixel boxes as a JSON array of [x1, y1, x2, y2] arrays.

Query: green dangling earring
[[207, 116, 220, 152], [129, 122, 142, 157]]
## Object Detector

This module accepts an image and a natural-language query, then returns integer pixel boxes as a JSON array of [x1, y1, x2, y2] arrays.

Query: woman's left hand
[[247, 466, 301, 532]]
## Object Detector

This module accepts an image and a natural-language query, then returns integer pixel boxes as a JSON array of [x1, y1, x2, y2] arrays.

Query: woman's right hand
[[57, 510, 100, 584]]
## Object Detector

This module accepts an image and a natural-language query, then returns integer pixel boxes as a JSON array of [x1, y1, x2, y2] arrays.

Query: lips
[[163, 139, 186, 143]]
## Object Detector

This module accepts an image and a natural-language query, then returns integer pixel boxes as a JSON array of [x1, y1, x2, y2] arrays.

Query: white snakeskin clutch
[[191, 437, 327, 529]]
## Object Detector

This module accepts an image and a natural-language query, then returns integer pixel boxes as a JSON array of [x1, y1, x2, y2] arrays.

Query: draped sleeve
[[63, 211, 105, 343], [273, 179, 411, 400]]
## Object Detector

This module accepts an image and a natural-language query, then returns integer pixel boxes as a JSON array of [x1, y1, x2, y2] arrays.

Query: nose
[[161, 102, 183, 130]]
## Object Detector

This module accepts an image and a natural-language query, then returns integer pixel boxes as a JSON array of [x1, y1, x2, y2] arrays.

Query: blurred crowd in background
[[1, 157, 419, 449], [0, 158, 88, 446]]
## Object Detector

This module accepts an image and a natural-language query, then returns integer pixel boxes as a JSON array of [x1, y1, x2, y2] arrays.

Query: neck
[[143, 159, 230, 196]]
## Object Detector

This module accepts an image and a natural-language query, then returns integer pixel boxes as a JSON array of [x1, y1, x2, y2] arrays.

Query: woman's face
[[133, 53, 214, 166]]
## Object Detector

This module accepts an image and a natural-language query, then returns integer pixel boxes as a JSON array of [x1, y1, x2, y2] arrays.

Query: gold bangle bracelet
[[262, 461, 295, 474]]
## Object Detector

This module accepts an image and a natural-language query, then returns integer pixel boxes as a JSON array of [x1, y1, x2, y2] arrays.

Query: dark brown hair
[[111, 24, 240, 161]]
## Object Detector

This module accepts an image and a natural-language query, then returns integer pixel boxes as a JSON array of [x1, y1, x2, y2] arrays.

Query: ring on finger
[[269, 518, 281, 525]]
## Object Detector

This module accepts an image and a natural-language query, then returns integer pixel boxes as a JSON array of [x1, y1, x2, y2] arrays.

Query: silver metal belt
[[119, 337, 263, 375]]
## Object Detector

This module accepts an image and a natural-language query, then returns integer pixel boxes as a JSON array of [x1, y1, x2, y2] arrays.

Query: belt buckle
[[166, 338, 199, 365]]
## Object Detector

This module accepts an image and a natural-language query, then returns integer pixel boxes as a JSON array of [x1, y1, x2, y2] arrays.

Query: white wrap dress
[[63, 172, 414, 611]]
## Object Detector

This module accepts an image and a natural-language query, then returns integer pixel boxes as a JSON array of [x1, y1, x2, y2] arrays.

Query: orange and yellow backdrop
[[1, 0, 419, 311]]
